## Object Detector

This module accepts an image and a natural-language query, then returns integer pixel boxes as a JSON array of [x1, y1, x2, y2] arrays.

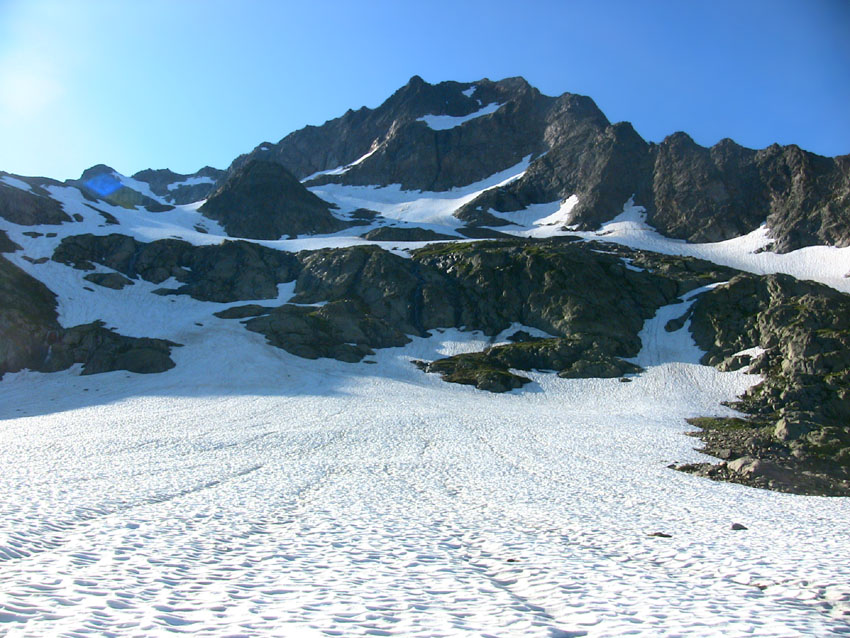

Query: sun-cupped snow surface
[[416, 102, 504, 131], [2, 310, 850, 636]]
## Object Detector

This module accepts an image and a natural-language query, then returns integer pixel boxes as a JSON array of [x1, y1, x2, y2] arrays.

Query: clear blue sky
[[1, 0, 848, 180]]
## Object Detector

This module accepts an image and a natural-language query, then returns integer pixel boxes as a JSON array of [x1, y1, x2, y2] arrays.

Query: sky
[[0, 0, 848, 180]]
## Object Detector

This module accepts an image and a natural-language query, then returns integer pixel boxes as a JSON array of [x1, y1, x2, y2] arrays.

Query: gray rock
[[200, 160, 348, 239], [0, 180, 71, 225], [83, 272, 135, 290]]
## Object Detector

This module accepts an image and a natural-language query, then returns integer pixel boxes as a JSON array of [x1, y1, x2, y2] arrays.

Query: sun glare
[[0, 68, 61, 117]]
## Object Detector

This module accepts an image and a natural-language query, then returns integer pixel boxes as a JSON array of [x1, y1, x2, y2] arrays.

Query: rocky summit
[[1, 76, 849, 495]]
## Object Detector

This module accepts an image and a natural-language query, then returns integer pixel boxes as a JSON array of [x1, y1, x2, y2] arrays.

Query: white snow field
[[2, 171, 850, 636]]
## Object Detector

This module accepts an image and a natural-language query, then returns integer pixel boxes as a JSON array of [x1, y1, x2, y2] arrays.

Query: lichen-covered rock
[[679, 275, 850, 495], [359, 227, 456, 242], [53, 233, 300, 302]]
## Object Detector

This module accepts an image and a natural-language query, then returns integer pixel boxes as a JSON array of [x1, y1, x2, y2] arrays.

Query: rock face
[[199, 160, 349, 239], [0, 255, 178, 378], [456, 120, 652, 230], [0, 255, 60, 375], [53, 233, 300, 302], [131, 166, 224, 204], [228, 76, 609, 193], [690, 273, 850, 429], [646, 136, 850, 250], [223, 76, 849, 252], [0, 179, 71, 225]]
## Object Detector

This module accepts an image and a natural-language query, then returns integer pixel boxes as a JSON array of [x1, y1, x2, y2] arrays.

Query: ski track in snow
[[2, 169, 850, 636]]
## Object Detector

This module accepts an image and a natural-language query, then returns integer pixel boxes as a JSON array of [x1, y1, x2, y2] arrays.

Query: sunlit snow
[[2, 165, 850, 636], [0, 174, 32, 191], [166, 176, 217, 191], [417, 102, 504, 131]]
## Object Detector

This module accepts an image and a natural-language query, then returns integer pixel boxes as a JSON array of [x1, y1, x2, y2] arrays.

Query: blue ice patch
[[84, 173, 123, 197]]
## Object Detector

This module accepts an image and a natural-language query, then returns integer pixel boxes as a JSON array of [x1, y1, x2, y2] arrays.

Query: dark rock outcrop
[[200, 160, 348, 239], [644, 136, 850, 250], [675, 274, 850, 495], [359, 227, 457, 242], [41, 321, 178, 375], [0, 255, 178, 378], [0, 255, 60, 375], [0, 229, 21, 253], [53, 233, 300, 302], [84, 272, 135, 289], [229, 77, 609, 194], [0, 180, 71, 225], [236, 239, 698, 380]]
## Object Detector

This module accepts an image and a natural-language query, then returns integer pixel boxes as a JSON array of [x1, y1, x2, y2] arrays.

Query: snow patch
[[579, 198, 850, 294], [417, 102, 504, 131], [300, 141, 383, 183], [166, 176, 216, 191], [114, 173, 168, 204], [0, 175, 32, 191], [309, 156, 532, 227]]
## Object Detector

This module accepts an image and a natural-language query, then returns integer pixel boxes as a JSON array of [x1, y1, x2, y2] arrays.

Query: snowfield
[[2, 320, 850, 636], [2, 171, 850, 636]]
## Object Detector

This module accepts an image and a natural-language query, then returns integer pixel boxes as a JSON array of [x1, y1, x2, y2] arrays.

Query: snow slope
[[2, 167, 850, 636], [496, 198, 850, 294], [1, 314, 849, 636]]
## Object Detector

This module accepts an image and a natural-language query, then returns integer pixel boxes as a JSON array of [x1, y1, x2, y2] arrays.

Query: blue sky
[[1, 0, 848, 180]]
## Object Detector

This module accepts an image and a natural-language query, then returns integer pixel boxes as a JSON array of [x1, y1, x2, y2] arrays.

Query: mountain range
[[1, 76, 849, 496]]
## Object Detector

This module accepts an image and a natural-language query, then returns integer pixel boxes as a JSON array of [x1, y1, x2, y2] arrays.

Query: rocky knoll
[[676, 274, 850, 495], [68, 165, 174, 212], [0, 254, 178, 378], [199, 160, 350, 239]]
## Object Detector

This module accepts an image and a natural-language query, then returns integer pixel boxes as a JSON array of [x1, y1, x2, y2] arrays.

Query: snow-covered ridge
[[417, 101, 504, 131]]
